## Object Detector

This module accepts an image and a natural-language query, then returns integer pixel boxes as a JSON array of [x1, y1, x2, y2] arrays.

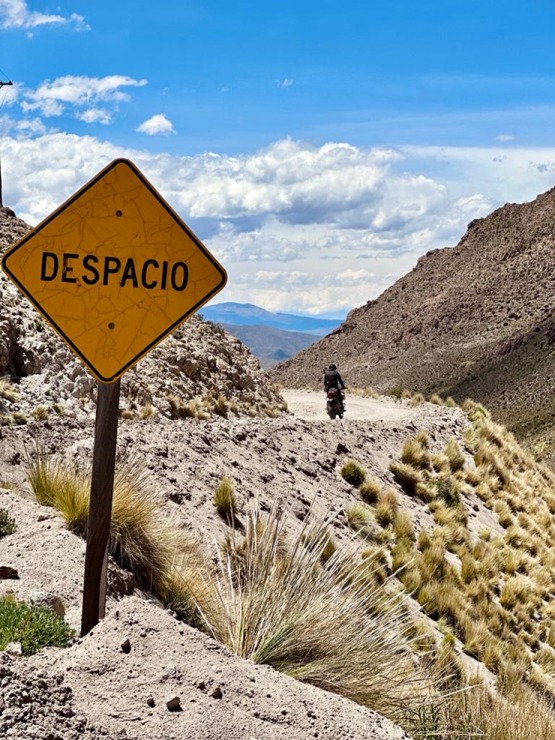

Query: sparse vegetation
[[16, 382, 555, 737], [382, 402, 555, 735], [349, 387, 379, 399], [0, 595, 74, 655], [358, 477, 382, 505], [389, 461, 422, 496], [345, 502, 378, 539], [31, 405, 49, 421], [27, 452, 205, 603]]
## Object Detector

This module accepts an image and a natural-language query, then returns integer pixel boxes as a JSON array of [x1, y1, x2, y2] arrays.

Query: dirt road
[[281, 389, 415, 422]]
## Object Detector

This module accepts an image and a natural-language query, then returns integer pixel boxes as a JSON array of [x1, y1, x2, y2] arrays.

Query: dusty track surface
[[281, 389, 414, 423]]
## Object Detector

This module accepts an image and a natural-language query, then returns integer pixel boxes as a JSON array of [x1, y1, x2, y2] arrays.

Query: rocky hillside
[[271, 188, 555, 458], [0, 207, 285, 422], [2, 385, 555, 737]]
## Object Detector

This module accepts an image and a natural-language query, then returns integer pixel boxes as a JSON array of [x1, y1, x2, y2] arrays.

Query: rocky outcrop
[[0, 209, 285, 421]]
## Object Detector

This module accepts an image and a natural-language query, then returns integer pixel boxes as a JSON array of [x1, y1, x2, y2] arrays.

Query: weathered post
[[81, 380, 121, 636]]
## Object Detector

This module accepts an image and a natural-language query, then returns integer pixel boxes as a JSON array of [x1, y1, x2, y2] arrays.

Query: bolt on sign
[[1, 158, 227, 382]]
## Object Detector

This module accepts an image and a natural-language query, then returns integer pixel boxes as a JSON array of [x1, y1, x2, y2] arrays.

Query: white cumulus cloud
[[76, 108, 112, 125], [136, 114, 175, 136], [21, 75, 147, 118], [2, 134, 555, 313], [0, 0, 89, 31]]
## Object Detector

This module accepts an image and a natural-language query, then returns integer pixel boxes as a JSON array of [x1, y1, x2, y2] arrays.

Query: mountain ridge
[[270, 188, 555, 459], [202, 301, 342, 335]]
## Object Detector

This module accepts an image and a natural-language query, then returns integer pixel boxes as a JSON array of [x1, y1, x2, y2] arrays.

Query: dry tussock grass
[[202, 504, 430, 719], [0, 377, 18, 402], [385, 397, 555, 737], [27, 452, 206, 609]]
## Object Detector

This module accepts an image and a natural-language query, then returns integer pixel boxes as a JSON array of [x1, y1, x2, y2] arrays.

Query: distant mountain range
[[202, 303, 342, 336], [201, 303, 343, 368]]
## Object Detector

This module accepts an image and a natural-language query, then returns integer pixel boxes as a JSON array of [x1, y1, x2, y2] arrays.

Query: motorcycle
[[326, 387, 344, 419]]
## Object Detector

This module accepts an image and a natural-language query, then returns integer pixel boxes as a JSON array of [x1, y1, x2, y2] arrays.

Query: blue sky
[[1, 1, 555, 316]]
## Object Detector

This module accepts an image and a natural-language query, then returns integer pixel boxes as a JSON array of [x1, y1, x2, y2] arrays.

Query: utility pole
[[0, 79, 13, 208]]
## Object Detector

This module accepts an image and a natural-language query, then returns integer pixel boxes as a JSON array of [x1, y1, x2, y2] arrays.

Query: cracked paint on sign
[[1, 159, 227, 383]]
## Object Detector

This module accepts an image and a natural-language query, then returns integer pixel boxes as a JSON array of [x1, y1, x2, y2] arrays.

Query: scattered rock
[[4, 642, 22, 656], [0, 566, 19, 580], [165, 694, 182, 712], [28, 591, 65, 618]]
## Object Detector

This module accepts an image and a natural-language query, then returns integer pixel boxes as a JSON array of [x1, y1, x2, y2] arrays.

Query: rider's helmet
[[329, 363, 337, 371]]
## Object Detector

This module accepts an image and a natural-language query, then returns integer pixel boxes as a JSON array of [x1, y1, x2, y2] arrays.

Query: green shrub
[[0, 508, 16, 537], [0, 596, 74, 655], [341, 459, 367, 487]]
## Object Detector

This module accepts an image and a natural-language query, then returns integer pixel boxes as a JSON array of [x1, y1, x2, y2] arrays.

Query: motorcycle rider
[[323, 363, 346, 414]]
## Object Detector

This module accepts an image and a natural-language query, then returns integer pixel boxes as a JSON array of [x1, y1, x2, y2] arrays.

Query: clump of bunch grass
[[202, 504, 428, 718], [0, 595, 74, 655], [31, 405, 49, 421], [27, 452, 205, 607], [375, 488, 399, 528], [0, 377, 18, 402], [340, 458, 367, 487], [349, 387, 379, 399], [213, 394, 229, 418], [409, 393, 426, 406], [389, 461, 423, 496], [345, 502, 378, 539], [358, 477, 382, 505], [444, 438, 466, 472], [400, 432, 431, 469], [140, 403, 155, 419], [213, 476, 239, 525]]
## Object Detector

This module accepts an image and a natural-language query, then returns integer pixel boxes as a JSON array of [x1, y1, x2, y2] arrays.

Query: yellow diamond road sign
[[1, 158, 227, 383]]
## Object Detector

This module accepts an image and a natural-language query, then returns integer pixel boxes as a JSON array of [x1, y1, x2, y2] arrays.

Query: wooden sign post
[[81, 380, 121, 636], [1, 159, 227, 636]]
